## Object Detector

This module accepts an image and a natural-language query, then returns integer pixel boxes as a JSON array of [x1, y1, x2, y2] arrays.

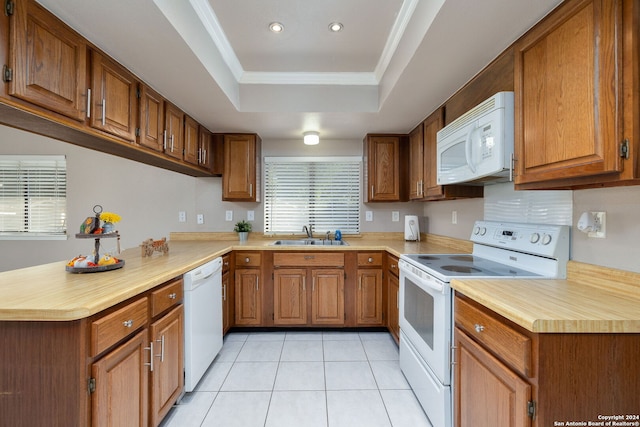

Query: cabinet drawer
[[274, 252, 344, 267], [235, 252, 261, 267], [222, 254, 231, 273], [91, 297, 149, 357], [455, 297, 532, 377], [150, 278, 183, 318], [387, 254, 399, 277], [358, 252, 383, 267]]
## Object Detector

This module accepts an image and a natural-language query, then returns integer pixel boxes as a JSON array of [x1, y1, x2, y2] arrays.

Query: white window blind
[[264, 157, 361, 234], [0, 155, 67, 239]]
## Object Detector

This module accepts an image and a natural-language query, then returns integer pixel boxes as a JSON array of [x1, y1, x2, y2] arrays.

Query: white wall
[[3, 124, 640, 273]]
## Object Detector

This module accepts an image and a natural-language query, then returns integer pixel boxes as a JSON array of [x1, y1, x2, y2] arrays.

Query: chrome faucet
[[302, 225, 313, 238]]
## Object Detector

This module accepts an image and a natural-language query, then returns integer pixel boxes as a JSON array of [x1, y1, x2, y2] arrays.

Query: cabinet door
[[408, 125, 424, 200], [164, 102, 184, 160], [183, 115, 200, 165], [90, 50, 137, 141], [222, 271, 231, 333], [273, 269, 307, 325], [223, 134, 259, 201], [387, 272, 399, 343], [91, 329, 149, 427], [423, 108, 445, 198], [356, 269, 383, 325], [138, 85, 165, 151], [514, 0, 623, 185], [150, 305, 184, 427], [454, 328, 531, 427], [364, 135, 406, 202], [9, 0, 87, 120], [235, 268, 262, 325], [311, 269, 345, 325], [199, 127, 214, 171]]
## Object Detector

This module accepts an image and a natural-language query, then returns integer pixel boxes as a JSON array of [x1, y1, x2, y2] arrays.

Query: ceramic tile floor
[[160, 331, 432, 427]]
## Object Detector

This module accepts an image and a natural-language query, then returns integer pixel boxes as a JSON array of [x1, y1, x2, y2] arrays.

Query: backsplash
[[484, 183, 572, 225]]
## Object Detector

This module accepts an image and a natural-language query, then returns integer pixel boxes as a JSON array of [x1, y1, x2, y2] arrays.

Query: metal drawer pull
[[144, 342, 154, 372], [123, 319, 133, 328], [245, 257, 250, 263], [304, 255, 315, 260], [168, 293, 177, 299], [368, 257, 373, 263], [474, 324, 485, 333]]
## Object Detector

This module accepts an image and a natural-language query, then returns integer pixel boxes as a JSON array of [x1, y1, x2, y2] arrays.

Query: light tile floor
[[160, 331, 432, 427]]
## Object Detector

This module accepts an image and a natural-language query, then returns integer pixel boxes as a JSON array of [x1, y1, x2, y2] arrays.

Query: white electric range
[[398, 220, 570, 427]]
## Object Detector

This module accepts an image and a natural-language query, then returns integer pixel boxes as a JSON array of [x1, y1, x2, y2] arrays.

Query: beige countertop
[[2, 233, 639, 333], [0, 233, 462, 321], [452, 261, 640, 333]]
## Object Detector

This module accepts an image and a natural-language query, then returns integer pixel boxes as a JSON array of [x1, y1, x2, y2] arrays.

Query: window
[[264, 157, 361, 234], [0, 155, 67, 239]]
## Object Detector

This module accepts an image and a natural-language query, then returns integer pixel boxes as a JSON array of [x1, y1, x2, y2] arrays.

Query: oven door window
[[404, 277, 434, 350]]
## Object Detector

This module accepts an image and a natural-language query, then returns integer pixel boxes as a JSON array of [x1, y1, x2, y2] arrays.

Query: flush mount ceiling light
[[328, 22, 343, 32], [269, 22, 284, 33], [303, 131, 320, 145]]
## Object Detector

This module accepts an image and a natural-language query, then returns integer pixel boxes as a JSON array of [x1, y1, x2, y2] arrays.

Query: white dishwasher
[[183, 257, 223, 392]]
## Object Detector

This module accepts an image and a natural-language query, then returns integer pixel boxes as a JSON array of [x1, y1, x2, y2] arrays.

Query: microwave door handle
[[465, 125, 478, 173]]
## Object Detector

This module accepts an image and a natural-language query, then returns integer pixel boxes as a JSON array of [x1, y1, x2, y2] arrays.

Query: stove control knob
[[473, 226, 481, 235], [479, 227, 487, 236], [530, 233, 540, 244], [542, 234, 552, 245]]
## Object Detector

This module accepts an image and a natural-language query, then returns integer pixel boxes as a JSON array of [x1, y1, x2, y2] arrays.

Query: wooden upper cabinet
[[164, 102, 184, 160], [138, 84, 165, 152], [223, 134, 261, 201], [90, 50, 137, 141], [363, 134, 408, 202], [514, 0, 625, 187], [409, 124, 425, 200], [183, 115, 199, 166], [8, 0, 87, 121]]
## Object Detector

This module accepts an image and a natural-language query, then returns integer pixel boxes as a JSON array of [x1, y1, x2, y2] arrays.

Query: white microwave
[[436, 91, 514, 185]]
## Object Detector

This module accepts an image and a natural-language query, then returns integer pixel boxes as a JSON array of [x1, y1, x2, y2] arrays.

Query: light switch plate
[[247, 210, 255, 221], [197, 214, 204, 225], [225, 210, 233, 221], [365, 211, 373, 221], [392, 211, 399, 222], [178, 211, 186, 223]]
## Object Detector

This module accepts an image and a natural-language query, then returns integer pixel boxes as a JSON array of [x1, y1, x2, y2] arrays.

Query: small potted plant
[[234, 220, 252, 242]]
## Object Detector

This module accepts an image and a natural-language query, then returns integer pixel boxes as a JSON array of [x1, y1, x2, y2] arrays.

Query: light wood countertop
[[451, 261, 640, 333], [0, 233, 461, 321]]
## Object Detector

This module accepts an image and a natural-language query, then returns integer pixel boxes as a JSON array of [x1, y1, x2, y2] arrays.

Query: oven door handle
[[399, 261, 445, 294]]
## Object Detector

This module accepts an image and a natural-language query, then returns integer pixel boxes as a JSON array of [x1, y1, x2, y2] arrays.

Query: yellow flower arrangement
[[100, 212, 122, 224]]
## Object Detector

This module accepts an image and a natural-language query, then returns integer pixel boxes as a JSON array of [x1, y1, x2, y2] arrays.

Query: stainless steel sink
[[270, 239, 348, 246]]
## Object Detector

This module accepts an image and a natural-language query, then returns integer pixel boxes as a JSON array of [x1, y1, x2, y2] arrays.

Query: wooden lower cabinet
[[273, 268, 345, 326], [454, 293, 640, 427], [149, 305, 184, 427], [455, 328, 531, 427], [235, 268, 262, 325], [356, 268, 383, 325], [92, 329, 149, 427]]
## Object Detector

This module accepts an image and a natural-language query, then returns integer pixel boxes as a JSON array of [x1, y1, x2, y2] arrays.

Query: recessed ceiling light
[[269, 22, 284, 33], [328, 22, 343, 32]]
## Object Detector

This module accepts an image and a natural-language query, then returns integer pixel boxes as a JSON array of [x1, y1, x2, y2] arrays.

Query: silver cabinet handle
[[359, 276, 362, 290], [368, 257, 373, 263], [255, 277, 259, 291], [302, 277, 306, 291], [474, 324, 485, 333], [123, 319, 133, 328], [101, 98, 106, 126], [245, 257, 250, 263], [155, 335, 165, 362], [170, 134, 175, 152], [312, 277, 315, 292], [222, 284, 227, 301], [168, 293, 177, 300], [249, 183, 253, 197], [202, 148, 207, 164], [86, 88, 91, 118], [371, 185, 374, 199], [144, 341, 154, 372], [163, 130, 167, 150]]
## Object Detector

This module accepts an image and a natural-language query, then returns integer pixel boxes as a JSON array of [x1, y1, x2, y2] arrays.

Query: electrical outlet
[[365, 211, 373, 221], [247, 210, 255, 221], [225, 210, 233, 221], [178, 211, 186, 223], [452, 210, 457, 224], [392, 211, 399, 222], [197, 214, 204, 225], [588, 212, 606, 238]]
